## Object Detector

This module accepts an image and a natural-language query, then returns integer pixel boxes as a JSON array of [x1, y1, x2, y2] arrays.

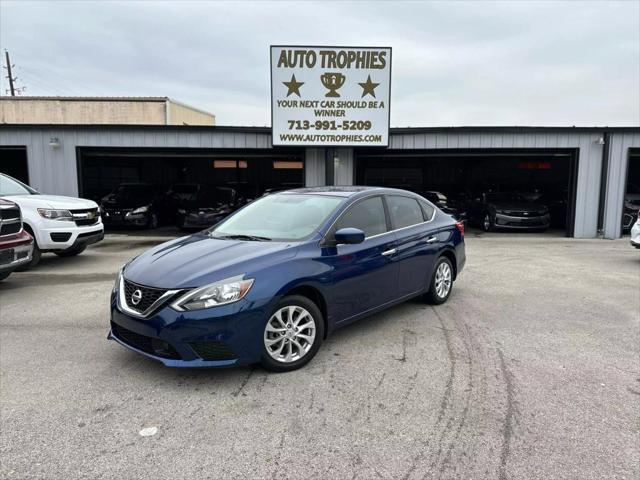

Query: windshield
[[486, 192, 526, 203], [0, 174, 38, 195], [211, 193, 344, 241]]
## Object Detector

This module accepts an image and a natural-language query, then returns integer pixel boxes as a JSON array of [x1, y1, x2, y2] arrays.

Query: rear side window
[[419, 199, 435, 220], [334, 196, 388, 237], [387, 195, 425, 229]]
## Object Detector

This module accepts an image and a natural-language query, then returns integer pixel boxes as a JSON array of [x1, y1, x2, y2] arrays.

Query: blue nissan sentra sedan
[[109, 186, 466, 372]]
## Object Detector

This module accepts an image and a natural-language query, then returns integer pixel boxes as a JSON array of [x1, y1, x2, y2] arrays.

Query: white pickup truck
[[0, 173, 104, 269]]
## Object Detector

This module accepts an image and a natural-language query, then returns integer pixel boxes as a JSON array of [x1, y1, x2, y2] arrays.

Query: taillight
[[455, 221, 465, 236]]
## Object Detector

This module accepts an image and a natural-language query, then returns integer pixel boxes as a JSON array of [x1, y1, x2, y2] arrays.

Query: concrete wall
[[167, 101, 215, 126], [602, 132, 640, 239], [0, 99, 167, 125]]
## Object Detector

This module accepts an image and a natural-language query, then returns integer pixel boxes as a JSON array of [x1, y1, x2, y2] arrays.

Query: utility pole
[[4, 50, 16, 96]]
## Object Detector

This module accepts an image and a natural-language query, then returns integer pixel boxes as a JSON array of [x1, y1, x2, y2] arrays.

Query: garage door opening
[[77, 147, 304, 203], [0, 146, 29, 184], [622, 149, 640, 233], [355, 149, 578, 236], [76, 147, 304, 230]]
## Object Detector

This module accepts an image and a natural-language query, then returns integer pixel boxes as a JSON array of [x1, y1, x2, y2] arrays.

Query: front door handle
[[426, 236, 438, 244], [381, 248, 397, 256]]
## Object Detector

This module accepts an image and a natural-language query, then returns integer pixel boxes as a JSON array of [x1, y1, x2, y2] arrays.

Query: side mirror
[[334, 227, 365, 245]]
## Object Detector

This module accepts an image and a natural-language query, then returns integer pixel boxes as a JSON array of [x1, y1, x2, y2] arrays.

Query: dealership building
[[0, 97, 639, 239]]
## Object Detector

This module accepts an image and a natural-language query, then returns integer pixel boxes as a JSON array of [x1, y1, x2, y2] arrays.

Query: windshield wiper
[[216, 234, 272, 242]]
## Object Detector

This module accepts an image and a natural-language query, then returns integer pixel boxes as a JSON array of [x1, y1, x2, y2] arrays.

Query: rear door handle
[[381, 248, 397, 256], [426, 236, 438, 244]]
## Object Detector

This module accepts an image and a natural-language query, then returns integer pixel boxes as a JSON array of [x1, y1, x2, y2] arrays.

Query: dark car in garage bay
[[467, 192, 550, 231], [100, 183, 170, 229], [173, 184, 244, 230], [109, 186, 466, 372], [421, 191, 467, 221]]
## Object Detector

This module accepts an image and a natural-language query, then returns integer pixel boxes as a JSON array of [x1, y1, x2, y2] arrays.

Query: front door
[[321, 195, 399, 324]]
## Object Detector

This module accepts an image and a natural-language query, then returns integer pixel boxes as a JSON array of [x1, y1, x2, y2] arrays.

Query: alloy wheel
[[264, 305, 316, 363], [483, 214, 491, 231], [435, 262, 452, 298]]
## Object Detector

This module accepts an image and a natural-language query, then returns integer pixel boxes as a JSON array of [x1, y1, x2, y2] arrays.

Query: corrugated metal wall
[[1, 126, 639, 239], [336, 131, 608, 238], [603, 132, 640, 239], [0, 127, 274, 198]]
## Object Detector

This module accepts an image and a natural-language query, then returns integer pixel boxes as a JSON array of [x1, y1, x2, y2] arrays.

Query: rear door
[[386, 195, 440, 297], [324, 195, 399, 323]]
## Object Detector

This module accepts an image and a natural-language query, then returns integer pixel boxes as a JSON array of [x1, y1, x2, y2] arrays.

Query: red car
[[0, 198, 33, 281]]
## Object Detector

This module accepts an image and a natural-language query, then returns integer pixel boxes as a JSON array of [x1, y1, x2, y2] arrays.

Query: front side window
[[334, 196, 388, 238], [212, 193, 343, 241], [387, 195, 424, 229]]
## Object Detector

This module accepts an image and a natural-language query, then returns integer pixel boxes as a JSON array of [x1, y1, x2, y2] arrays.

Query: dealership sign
[[271, 46, 391, 147]]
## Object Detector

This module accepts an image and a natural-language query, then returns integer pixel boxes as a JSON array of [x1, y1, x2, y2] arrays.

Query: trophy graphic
[[321, 72, 346, 98]]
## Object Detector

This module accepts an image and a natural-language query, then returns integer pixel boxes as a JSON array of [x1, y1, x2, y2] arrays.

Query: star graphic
[[282, 74, 304, 97], [358, 75, 379, 98]]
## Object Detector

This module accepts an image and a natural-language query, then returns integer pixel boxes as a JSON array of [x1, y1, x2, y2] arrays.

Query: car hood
[[490, 202, 546, 211], [7, 194, 98, 210], [123, 234, 299, 289]]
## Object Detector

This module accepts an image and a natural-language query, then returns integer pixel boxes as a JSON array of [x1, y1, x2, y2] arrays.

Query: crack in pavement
[[497, 348, 517, 480]]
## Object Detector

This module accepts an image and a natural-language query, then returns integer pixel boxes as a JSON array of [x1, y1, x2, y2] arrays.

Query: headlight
[[113, 267, 123, 294], [37, 208, 73, 220], [131, 206, 149, 214], [177, 209, 186, 215], [171, 275, 254, 311]]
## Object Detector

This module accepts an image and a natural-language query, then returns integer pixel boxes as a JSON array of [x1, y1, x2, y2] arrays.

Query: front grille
[[70, 208, 100, 227], [0, 222, 21, 236], [0, 207, 20, 220], [123, 279, 168, 314], [502, 210, 545, 217], [111, 322, 181, 359], [189, 341, 236, 361], [0, 205, 21, 237]]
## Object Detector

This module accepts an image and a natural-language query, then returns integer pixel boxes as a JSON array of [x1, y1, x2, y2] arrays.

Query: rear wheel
[[55, 245, 86, 257], [260, 295, 324, 372], [425, 256, 454, 305]]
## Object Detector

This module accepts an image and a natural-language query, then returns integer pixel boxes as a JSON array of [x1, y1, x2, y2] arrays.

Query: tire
[[260, 295, 325, 372], [0, 271, 11, 281], [55, 245, 86, 257], [15, 240, 40, 271], [425, 256, 454, 305], [483, 213, 494, 232]]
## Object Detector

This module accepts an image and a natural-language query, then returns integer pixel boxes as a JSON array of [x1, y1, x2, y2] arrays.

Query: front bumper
[[103, 210, 149, 228], [0, 231, 33, 272], [36, 219, 104, 251], [494, 213, 550, 229], [108, 292, 274, 368]]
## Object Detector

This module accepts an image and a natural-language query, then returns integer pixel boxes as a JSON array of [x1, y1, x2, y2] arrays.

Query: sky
[[0, 0, 638, 127]]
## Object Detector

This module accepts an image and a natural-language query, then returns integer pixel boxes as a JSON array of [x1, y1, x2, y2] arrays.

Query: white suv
[[0, 174, 104, 268]]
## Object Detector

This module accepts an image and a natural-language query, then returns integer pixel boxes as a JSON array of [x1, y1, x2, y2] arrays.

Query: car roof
[[282, 186, 421, 198]]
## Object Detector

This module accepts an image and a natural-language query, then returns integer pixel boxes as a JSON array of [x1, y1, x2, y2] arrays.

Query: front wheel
[[147, 213, 159, 229], [0, 271, 11, 281], [425, 257, 454, 305], [260, 295, 324, 372]]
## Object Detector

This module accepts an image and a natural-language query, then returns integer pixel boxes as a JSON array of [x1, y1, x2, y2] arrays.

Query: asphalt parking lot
[[1, 231, 638, 480]]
